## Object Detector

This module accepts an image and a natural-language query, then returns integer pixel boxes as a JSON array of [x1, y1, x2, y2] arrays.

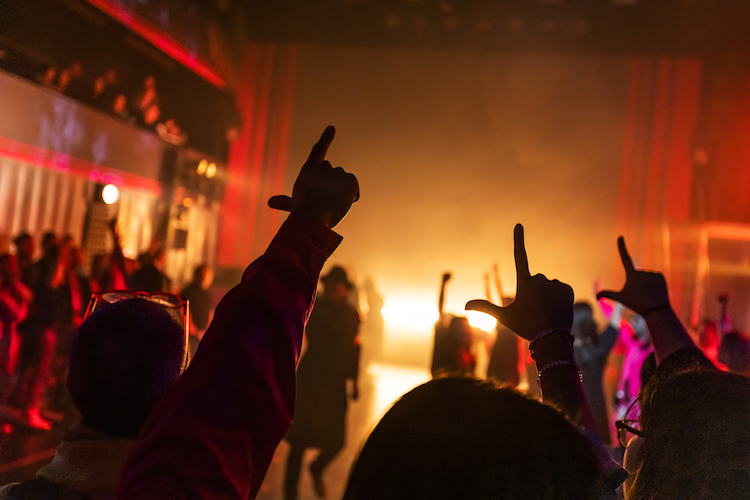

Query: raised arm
[[596, 237, 695, 364], [117, 126, 359, 499], [438, 272, 451, 322], [466, 224, 595, 431]]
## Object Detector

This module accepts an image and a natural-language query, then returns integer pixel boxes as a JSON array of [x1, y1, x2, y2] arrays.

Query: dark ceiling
[[240, 0, 749, 56]]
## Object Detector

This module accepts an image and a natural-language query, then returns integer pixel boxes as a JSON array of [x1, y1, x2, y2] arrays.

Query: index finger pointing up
[[514, 224, 531, 282], [305, 126, 336, 167], [617, 236, 636, 275]]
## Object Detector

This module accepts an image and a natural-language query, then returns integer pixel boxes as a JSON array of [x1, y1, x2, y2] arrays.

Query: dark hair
[[631, 358, 750, 499], [345, 376, 603, 500], [573, 301, 598, 346], [67, 299, 186, 439]]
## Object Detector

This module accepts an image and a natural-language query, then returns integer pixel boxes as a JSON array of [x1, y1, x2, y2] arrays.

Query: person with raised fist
[[117, 126, 359, 499]]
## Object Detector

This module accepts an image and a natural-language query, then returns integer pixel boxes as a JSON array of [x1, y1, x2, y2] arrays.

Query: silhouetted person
[[572, 301, 621, 444], [127, 249, 170, 292], [0, 298, 187, 498], [361, 277, 384, 365], [284, 266, 360, 500], [431, 273, 475, 377], [484, 265, 520, 385]]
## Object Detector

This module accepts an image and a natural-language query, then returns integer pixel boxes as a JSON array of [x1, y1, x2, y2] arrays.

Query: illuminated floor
[[257, 361, 431, 500]]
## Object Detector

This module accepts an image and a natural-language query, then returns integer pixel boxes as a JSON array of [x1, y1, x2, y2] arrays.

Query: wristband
[[537, 360, 583, 385], [529, 328, 574, 360]]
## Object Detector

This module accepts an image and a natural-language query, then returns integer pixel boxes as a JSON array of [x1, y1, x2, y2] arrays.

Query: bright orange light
[[381, 299, 438, 337], [183, 198, 193, 207], [467, 310, 498, 332], [205, 163, 217, 179], [197, 160, 208, 175]]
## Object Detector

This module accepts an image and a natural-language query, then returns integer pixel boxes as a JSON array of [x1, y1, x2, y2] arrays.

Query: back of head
[[632, 369, 750, 499], [345, 376, 602, 500], [67, 299, 186, 439]]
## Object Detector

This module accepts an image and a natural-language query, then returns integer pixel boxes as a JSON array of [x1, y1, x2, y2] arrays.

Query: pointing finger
[[305, 126, 335, 167], [617, 236, 635, 275], [514, 224, 531, 283]]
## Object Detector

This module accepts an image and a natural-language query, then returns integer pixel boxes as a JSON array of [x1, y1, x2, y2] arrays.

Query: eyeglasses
[[615, 398, 645, 450], [84, 290, 191, 371]]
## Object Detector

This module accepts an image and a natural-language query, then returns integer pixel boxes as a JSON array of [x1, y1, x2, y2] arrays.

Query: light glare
[[102, 184, 119, 205], [467, 310, 498, 332]]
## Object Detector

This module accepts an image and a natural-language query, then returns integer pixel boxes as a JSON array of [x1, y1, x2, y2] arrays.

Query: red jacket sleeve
[[117, 215, 342, 499]]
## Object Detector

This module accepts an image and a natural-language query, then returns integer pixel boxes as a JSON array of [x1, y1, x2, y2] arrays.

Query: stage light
[[467, 310, 498, 332], [205, 163, 217, 179], [381, 299, 438, 335], [102, 184, 119, 205], [183, 198, 193, 207], [197, 159, 208, 175]]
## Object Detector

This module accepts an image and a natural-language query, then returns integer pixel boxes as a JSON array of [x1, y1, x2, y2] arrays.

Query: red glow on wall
[[0, 136, 162, 196], [84, 0, 226, 89]]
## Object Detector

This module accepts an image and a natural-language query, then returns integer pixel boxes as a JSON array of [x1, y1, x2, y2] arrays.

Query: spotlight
[[205, 163, 217, 179], [102, 184, 120, 205]]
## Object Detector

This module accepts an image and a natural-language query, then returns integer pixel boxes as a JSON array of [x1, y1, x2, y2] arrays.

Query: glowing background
[[284, 48, 628, 367]]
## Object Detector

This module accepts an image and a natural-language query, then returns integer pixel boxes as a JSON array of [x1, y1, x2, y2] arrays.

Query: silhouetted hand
[[268, 126, 359, 229], [465, 224, 574, 340], [596, 237, 670, 315]]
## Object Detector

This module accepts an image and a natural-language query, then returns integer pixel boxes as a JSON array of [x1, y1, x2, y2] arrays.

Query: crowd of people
[[0, 126, 748, 499], [34, 60, 188, 146], [0, 222, 213, 432]]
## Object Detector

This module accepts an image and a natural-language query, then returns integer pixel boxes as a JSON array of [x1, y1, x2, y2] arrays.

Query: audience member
[[116, 125, 358, 498], [283, 265, 361, 500], [0, 297, 188, 499], [127, 248, 170, 293], [432, 272, 475, 377], [345, 376, 603, 500], [0, 255, 31, 381], [346, 225, 608, 499], [598, 236, 750, 499], [572, 299, 622, 444], [485, 264, 520, 386]]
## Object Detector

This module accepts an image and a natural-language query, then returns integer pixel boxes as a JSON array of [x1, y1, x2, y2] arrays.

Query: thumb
[[596, 290, 621, 302], [465, 299, 504, 321], [268, 195, 293, 212]]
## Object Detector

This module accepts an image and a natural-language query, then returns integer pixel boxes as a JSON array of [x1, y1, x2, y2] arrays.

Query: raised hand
[[268, 126, 359, 229], [465, 224, 574, 340], [596, 237, 670, 315]]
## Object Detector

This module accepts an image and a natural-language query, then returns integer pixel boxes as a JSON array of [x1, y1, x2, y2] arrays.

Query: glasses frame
[[83, 290, 191, 371], [615, 398, 646, 450]]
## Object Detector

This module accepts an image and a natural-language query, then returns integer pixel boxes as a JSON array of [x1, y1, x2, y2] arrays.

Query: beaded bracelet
[[529, 328, 574, 360], [536, 360, 583, 385]]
